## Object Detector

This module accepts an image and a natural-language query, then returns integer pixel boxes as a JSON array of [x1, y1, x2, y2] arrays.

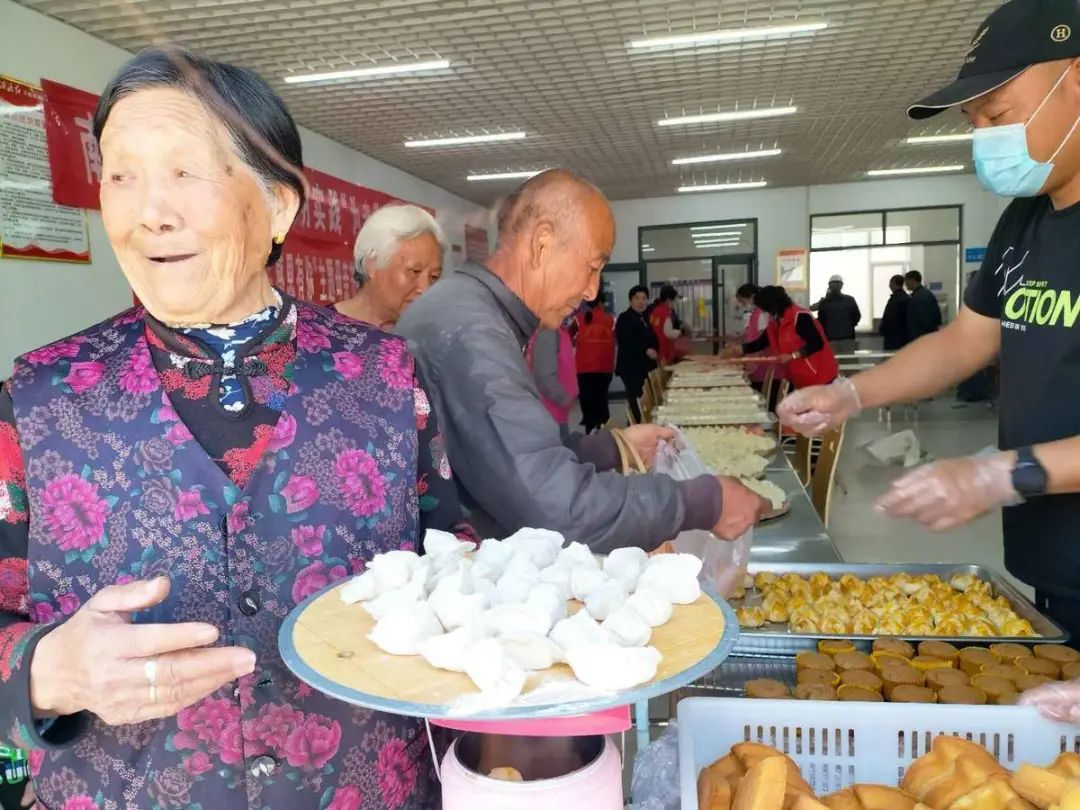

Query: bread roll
[[882, 664, 927, 700], [891, 685, 939, 703], [841, 669, 885, 694], [731, 743, 813, 798], [1013, 673, 1054, 692], [1018, 656, 1061, 679], [798, 669, 842, 687], [1011, 764, 1068, 809], [819, 639, 857, 656], [959, 648, 997, 677], [854, 784, 918, 810], [875, 638, 916, 659], [948, 776, 1036, 810], [874, 651, 914, 672], [746, 679, 791, 699], [793, 797, 833, 810], [823, 789, 862, 810], [911, 656, 953, 672], [835, 652, 875, 672], [1034, 645, 1080, 665], [1048, 753, 1080, 780], [838, 684, 884, 702], [925, 668, 970, 692], [989, 643, 1033, 664], [901, 736, 1005, 810], [937, 685, 988, 705], [794, 683, 838, 701], [699, 764, 735, 810], [979, 663, 1026, 684], [970, 674, 1015, 701], [798, 652, 837, 672], [1061, 662, 1080, 681], [733, 756, 790, 810], [992, 691, 1019, 705], [918, 641, 960, 664]]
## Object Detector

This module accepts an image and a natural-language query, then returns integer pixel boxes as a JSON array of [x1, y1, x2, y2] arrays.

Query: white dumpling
[[494, 571, 537, 606], [368, 603, 443, 655], [429, 586, 488, 631], [340, 570, 379, 604], [553, 542, 599, 571], [601, 605, 652, 647], [570, 567, 608, 602], [361, 577, 424, 620], [549, 609, 611, 650], [367, 550, 421, 590], [464, 638, 528, 701], [419, 624, 485, 672], [480, 603, 553, 637], [423, 529, 476, 559], [639, 555, 703, 605], [527, 582, 567, 628], [603, 547, 648, 592], [474, 539, 515, 578], [585, 578, 626, 621], [498, 631, 565, 670], [566, 645, 662, 691], [503, 528, 564, 568], [504, 552, 541, 580], [472, 576, 497, 603], [644, 552, 703, 578], [538, 565, 573, 601], [470, 560, 499, 583], [625, 587, 673, 628]]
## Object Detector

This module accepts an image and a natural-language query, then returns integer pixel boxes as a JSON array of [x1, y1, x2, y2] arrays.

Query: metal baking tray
[[731, 562, 1067, 655]]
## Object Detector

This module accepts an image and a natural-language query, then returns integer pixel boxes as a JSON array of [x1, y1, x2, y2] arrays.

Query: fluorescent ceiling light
[[629, 22, 827, 50], [284, 59, 450, 85], [659, 107, 797, 127], [866, 165, 965, 177], [678, 181, 768, 193], [673, 148, 781, 166], [467, 170, 545, 182], [905, 133, 974, 145], [691, 224, 746, 231], [405, 131, 527, 148]]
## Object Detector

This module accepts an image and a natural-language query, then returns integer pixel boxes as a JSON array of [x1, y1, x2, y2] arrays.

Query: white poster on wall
[[776, 248, 808, 290]]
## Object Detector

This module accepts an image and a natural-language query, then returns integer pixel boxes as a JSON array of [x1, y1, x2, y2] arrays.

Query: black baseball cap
[[908, 0, 1080, 120]]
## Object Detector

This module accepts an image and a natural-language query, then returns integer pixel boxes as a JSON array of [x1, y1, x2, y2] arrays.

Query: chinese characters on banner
[[465, 224, 490, 264], [0, 75, 90, 262], [269, 167, 432, 305], [41, 79, 101, 210]]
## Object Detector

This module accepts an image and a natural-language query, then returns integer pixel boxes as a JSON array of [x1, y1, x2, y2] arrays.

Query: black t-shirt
[[965, 195, 1080, 596]]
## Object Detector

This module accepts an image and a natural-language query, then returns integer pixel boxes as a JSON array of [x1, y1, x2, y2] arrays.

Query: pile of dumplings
[[339, 528, 705, 706]]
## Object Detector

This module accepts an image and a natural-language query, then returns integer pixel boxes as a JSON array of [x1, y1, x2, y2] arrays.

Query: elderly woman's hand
[[29, 577, 255, 725]]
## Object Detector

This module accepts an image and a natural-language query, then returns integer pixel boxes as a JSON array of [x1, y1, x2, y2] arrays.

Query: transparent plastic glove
[[875, 451, 1019, 531], [1019, 679, 1080, 724], [776, 377, 861, 436]]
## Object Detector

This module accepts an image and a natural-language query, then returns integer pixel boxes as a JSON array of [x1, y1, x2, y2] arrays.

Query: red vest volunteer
[[575, 306, 615, 374]]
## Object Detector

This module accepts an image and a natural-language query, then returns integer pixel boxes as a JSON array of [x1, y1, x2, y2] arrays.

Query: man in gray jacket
[[398, 169, 762, 551]]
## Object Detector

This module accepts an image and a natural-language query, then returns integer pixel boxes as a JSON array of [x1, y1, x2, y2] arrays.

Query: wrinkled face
[[630, 292, 649, 313], [962, 59, 1080, 191], [366, 231, 443, 323], [527, 194, 615, 329], [99, 87, 298, 324]]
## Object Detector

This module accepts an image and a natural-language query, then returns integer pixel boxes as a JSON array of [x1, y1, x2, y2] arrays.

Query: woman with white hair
[[335, 204, 445, 329]]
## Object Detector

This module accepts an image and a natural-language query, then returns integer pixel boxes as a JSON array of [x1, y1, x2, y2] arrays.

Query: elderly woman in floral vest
[[0, 47, 473, 810]]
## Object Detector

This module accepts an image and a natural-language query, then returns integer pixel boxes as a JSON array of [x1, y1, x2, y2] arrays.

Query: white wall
[[0, 0, 489, 372], [610, 174, 1008, 281]]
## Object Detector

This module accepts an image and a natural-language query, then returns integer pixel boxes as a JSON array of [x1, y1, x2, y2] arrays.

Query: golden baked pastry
[[970, 674, 1015, 701], [992, 691, 1019, 706], [823, 789, 862, 810], [793, 796, 833, 810], [840, 669, 884, 693], [699, 758, 739, 810], [999, 619, 1038, 638], [935, 617, 968, 637], [1048, 753, 1080, 779], [901, 737, 1005, 810], [1017, 656, 1061, 679], [764, 595, 791, 624], [755, 572, 780, 590], [959, 648, 997, 677], [488, 766, 524, 781], [794, 683, 838, 701], [1034, 645, 1080, 665], [949, 573, 978, 592], [925, 668, 970, 692], [937, 685, 988, 705], [1061, 662, 1080, 681], [838, 684, 884, 702], [819, 639, 857, 656], [874, 651, 913, 672], [798, 669, 841, 688], [731, 743, 813, 805], [881, 664, 926, 700], [1012, 764, 1068, 809], [852, 611, 880, 635], [979, 663, 1026, 684], [797, 652, 837, 672], [835, 652, 875, 672], [875, 638, 916, 659], [948, 776, 1036, 810], [1014, 673, 1055, 692], [854, 785, 918, 810], [989, 643, 1033, 664], [911, 656, 953, 672], [820, 613, 852, 635], [745, 679, 791, 699], [739, 606, 768, 628], [891, 685, 939, 704], [919, 641, 960, 664]]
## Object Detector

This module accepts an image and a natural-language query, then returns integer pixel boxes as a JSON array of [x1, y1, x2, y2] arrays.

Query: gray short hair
[[353, 204, 445, 285]]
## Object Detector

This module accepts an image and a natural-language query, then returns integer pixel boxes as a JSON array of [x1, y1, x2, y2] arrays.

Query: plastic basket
[[678, 697, 1080, 810]]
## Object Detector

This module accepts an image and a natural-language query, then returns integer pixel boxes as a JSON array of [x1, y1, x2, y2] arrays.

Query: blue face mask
[[973, 66, 1080, 198]]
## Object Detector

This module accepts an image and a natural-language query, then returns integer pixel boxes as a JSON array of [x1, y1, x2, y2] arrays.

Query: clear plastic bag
[[630, 720, 681, 810], [654, 431, 753, 599]]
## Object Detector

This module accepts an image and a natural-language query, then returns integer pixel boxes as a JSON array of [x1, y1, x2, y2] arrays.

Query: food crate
[[678, 697, 1080, 810]]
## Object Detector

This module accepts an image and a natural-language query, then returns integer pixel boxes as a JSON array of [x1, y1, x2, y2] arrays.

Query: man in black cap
[[777, 0, 1080, 646]]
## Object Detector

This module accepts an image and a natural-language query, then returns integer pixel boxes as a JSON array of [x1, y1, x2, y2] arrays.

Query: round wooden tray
[[279, 581, 739, 721]]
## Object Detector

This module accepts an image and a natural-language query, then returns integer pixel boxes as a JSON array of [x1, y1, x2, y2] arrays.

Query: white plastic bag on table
[[653, 430, 753, 600], [631, 720, 680, 810]]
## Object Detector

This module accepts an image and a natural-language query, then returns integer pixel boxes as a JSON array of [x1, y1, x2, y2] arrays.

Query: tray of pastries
[[730, 563, 1066, 654], [732, 639, 1080, 704]]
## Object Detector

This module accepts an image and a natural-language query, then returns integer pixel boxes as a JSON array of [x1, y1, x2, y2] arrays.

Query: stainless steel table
[[752, 458, 841, 564]]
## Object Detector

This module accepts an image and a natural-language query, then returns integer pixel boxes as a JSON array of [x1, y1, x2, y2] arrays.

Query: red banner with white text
[[41, 79, 102, 210]]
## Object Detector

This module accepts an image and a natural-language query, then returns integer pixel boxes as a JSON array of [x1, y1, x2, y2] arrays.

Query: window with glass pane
[[640, 222, 755, 261], [885, 209, 960, 244], [810, 213, 884, 249]]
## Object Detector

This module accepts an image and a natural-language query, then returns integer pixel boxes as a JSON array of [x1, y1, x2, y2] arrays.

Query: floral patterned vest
[[9, 303, 437, 810]]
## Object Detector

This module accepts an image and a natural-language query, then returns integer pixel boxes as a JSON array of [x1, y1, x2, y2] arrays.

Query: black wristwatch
[[1011, 446, 1048, 498]]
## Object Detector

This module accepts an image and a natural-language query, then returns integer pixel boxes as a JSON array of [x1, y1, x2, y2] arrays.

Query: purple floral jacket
[[0, 297, 473, 810]]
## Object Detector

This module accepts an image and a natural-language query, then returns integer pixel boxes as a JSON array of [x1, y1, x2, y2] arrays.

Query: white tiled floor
[[826, 398, 1031, 597]]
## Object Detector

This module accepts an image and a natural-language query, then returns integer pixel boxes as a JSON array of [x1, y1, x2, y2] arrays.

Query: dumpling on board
[[367, 550, 422, 590], [464, 638, 528, 701], [423, 529, 476, 559], [418, 624, 486, 672], [368, 603, 443, 655], [570, 567, 608, 602], [553, 542, 599, 571], [474, 539, 516, 578], [503, 528, 565, 569], [584, 578, 626, 621], [538, 565, 573, 601], [549, 609, 611, 650], [625, 587, 673, 628], [340, 570, 379, 604], [527, 583, 567, 628], [638, 554, 703, 605], [603, 547, 648, 592], [480, 603, 553, 637], [566, 645, 662, 691], [498, 631, 565, 670], [601, 605, 652, 647]]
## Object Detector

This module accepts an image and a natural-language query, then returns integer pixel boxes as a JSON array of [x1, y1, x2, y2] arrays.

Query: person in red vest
[[647, 284, 681, 365], [574, 295, 616, 432], [722, 286, 838, 389]]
